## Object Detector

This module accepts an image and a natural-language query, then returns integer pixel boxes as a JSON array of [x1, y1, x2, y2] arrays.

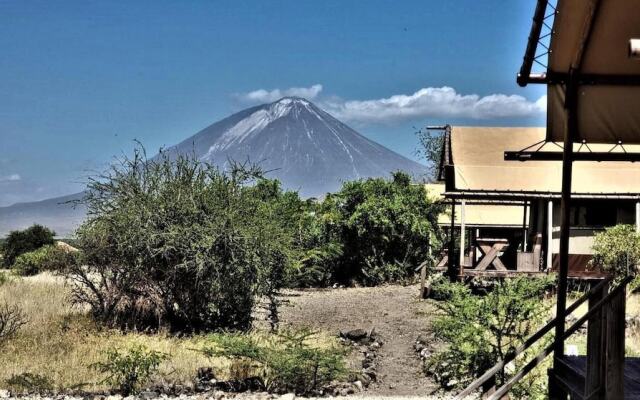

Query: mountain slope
[[164, 97, 427, 197], [0, 193, 85, 237], [1, 97, 427, 237]]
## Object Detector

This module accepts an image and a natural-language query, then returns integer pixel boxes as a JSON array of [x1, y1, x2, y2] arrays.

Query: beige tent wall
[[425, 183, 526, 227], [450, 127, 640, 194]]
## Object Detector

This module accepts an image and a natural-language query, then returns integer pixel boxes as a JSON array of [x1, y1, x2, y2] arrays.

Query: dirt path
[[279, 284, 440, 397]]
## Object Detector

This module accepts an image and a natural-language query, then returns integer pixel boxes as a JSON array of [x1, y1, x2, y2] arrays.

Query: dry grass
[[0, 272, 342, 392], [0, 272, 215, 391]]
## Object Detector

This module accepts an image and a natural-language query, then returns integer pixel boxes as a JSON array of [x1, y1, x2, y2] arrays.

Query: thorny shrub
[[92, 344, 168, 395], [200, 329, 348, 394]]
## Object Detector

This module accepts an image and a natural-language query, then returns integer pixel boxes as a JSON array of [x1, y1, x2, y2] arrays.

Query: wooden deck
[[551, 356, 640, 399]]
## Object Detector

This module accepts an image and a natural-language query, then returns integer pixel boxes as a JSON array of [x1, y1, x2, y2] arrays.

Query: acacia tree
[[68, 147, 296, 332], [415, 127, 445, 181]]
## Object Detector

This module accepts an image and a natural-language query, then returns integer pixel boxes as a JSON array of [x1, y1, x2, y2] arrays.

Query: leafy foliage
[[415, 127, 445, 181], [0, 271, 11, 286], [2, 224, 55, 267], [92, 344, 168, 395], [310, 171, 444, 286], [591, 224, 640, 285], [68, 147, 296, 332], [200, 329, 347, 394], [428, 277, 552, 395], [12, 245, 77, 276]]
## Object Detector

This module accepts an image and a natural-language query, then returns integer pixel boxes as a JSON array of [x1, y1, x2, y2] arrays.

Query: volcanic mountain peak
[[164, 97, 427, 198], [208, 97, 315, 153]]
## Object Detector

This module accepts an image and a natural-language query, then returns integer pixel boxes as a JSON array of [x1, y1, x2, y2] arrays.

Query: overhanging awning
[[444, 190, 640, 201], [446, 127, 640, 195], [521, 0, 640, 144]]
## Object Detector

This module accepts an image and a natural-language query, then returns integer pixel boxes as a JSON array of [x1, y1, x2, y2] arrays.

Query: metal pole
[[547, 200, 553, 270], [518, 0, 550, 86], [523, 200, 528, 251], [553, 72, 579, 375], [448, 200, 457, 282], [460, 200, 466, 272]]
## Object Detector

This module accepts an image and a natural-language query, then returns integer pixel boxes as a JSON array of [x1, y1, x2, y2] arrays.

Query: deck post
[[604, 286, 626, 399], [448, 200, 457, 282], [522, 200, 528, 251], [460, 200, 466, 277], [585, 280, 608, 398], [547, 199, 553, 270], [420, 231, 431, 299], [551, 70, 578, 400]]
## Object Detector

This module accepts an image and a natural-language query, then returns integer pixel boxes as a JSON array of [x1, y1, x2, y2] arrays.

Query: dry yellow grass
[[0, 272, 218, 391], [0, 272, 341, 392]]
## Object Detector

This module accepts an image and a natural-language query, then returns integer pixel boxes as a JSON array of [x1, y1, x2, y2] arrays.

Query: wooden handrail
[[456, 278, 610, 399], [485, 275, 633, 400]]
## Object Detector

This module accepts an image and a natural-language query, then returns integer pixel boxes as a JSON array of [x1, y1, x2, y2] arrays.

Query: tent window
[[570, 201, 617, 228]]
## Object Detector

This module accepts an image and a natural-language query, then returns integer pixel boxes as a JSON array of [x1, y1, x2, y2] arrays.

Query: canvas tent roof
[[425, 183, 526, 227], [546, 0, 640, 143], [445, 126, 640, 196]]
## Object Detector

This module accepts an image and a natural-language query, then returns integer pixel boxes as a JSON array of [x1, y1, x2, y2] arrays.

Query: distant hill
[[0, 97, 427, 237], [0, 193, 85, 238]]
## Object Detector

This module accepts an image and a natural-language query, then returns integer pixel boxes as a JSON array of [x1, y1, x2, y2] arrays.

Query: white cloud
[[0, 173, 21, 182], [322, 86, 546, 124], [239, 84, 323, 104]]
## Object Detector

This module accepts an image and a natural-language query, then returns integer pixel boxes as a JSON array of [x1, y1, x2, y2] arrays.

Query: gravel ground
[[0, 393, 458, 400], [1, 284, 445, 399], [278, 284, 440, 397]]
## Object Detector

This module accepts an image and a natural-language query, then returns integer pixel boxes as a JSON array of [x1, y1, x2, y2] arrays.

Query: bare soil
[[279, 284, 440, 397]]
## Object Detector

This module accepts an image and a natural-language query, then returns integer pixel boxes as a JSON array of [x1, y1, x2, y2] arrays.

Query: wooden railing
[[455, 275, 633, 400]]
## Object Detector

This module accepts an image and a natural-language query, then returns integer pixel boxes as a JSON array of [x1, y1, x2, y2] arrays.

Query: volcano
[[163, 97, 427, 197]]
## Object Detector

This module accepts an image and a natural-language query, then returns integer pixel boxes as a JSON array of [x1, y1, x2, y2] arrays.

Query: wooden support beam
[[552, 68, 580, 397], [547, 200, 553, 270], [448, 200, 457, 282], [605, 287, 626, 399], [585, 280, 608, 399], [523, 200, 529, 251], [505, 150, 640, 162], [460, 200, 466, 279]]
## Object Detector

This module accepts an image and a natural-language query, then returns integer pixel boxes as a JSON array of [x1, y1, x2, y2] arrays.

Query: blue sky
[[0, 0, 546, 206]]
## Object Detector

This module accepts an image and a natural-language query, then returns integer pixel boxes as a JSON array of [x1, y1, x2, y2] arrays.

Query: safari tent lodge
[[433, 125, 640, 279]]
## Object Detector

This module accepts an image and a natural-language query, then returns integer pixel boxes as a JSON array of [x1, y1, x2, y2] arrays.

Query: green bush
[[92, 344, 168, 395], [200, 329, 348, 394], [428, 277, 552, 397], [0, 271, 11, 286], [591, 224, 640, 285], [2, 224, 55, 267], [310, 171, 444, 286], [12, 245, 77, 276], [69, 148, 297, 332]]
